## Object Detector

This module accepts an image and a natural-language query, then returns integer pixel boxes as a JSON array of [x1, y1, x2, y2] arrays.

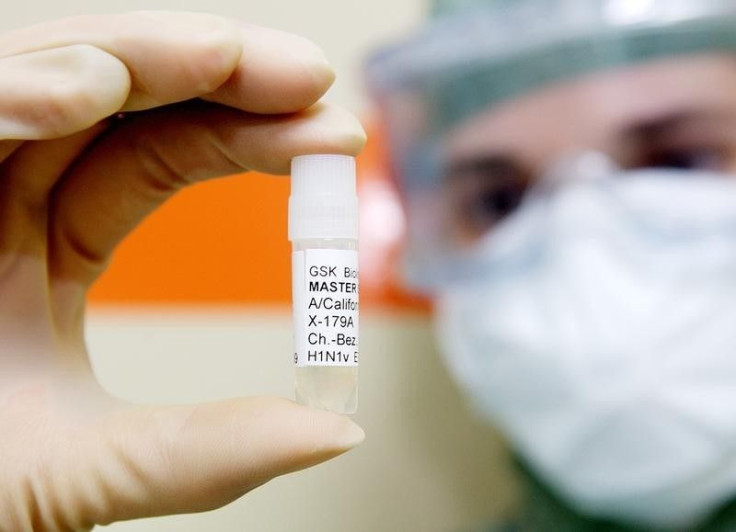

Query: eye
[[640, 146, 729, 172], [443, 157, 531, 243]]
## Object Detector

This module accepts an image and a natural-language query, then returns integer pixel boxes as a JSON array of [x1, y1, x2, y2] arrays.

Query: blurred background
[[1, 1, 517, 531]]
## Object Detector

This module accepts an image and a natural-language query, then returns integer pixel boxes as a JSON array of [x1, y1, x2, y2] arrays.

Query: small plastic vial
[[289, 155, 359, 414]]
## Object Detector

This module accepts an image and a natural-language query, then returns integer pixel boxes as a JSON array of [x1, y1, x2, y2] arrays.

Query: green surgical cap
[[368, 0, 736, 135], [430, 0, 514, 17]]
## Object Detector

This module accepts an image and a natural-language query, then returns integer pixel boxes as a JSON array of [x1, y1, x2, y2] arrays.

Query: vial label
[[292, 249, 359, 367]]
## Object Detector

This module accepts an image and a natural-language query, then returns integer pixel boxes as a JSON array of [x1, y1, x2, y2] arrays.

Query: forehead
[[444, 54, 736, 159]]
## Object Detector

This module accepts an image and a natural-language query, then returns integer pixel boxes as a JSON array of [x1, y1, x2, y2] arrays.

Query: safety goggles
[[403, 154, 736, 290]]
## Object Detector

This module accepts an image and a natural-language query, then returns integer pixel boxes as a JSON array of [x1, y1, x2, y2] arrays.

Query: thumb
[[59, 397, 364, 528]]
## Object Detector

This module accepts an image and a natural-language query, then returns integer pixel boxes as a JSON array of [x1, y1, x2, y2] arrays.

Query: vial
[[289, 155, 359, 414]]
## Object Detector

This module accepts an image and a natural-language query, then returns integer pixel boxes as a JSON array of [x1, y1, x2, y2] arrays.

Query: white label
[[292, 249, 359, 367]]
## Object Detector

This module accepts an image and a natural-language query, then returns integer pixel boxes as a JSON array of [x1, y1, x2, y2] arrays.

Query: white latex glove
[[0, 12, 366, 532]]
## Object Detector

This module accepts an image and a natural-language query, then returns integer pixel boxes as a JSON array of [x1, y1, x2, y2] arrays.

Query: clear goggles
[[365, 0, 736, 291], [399, 152, 736, 288]]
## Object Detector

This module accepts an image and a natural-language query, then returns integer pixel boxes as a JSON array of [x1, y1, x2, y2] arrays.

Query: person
[[366, 0, 736, 530], [0, 12, 366, 531]]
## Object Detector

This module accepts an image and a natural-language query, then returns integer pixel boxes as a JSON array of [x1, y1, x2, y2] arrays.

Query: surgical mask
[[436, 155, 736, 528]]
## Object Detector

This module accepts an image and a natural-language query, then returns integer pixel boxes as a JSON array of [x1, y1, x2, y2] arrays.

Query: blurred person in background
[[368, 0, 736, 530]]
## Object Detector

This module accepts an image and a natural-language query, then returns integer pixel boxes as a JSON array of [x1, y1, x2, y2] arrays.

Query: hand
[[0, 12, 365, 532]]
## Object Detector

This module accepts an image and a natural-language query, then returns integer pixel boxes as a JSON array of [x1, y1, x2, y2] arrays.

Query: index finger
[[0, 12, 335, 114]]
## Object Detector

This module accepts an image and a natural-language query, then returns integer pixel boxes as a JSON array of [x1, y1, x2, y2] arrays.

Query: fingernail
[[335, 417, 365, 449], [255, 27, 335, 84], [298, 37, 333, 74], [309, 103, 369, 155], [295, 36, 335, 86]]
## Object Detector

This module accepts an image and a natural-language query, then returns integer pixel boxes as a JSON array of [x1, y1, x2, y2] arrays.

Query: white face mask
[[436, 155, 736, 528]]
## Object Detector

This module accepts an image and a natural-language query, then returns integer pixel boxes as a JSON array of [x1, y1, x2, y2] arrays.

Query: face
[[441, 54, 736, 247]]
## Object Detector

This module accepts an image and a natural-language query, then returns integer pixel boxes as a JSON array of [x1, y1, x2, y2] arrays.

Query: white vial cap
[[289, 155, 358, 241]]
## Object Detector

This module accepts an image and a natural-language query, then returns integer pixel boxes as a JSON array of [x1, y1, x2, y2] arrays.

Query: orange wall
[[89, 170, 292, 304], [89, 128, 428, 310]]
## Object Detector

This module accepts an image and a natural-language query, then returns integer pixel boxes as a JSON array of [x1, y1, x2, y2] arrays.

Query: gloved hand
[[0, 12, 365, 532]]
